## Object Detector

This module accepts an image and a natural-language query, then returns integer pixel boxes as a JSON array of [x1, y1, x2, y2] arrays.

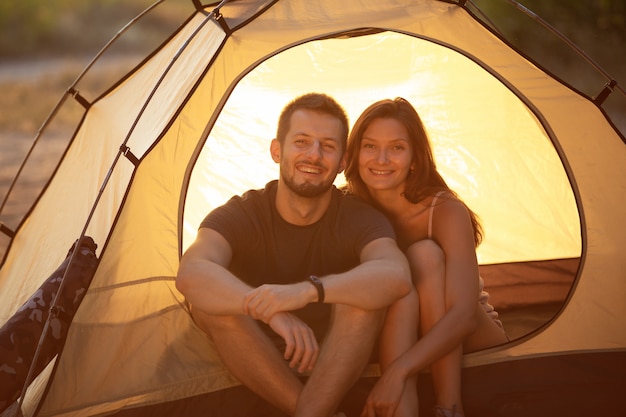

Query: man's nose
[[306, 141, 323, 159]]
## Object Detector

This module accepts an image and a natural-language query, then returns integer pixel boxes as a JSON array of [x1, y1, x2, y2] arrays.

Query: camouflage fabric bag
[[0, 236, 98, 413]]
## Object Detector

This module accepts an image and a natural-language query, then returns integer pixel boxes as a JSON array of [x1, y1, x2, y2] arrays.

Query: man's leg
[[295, 305, 385, 417], [192, 309, 303, 416]]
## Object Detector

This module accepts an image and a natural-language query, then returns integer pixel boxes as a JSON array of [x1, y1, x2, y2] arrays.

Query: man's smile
[[297, 164, 324, 175]]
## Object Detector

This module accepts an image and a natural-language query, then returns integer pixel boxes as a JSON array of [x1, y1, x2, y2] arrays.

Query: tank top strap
[[427, 191, 447, 239]]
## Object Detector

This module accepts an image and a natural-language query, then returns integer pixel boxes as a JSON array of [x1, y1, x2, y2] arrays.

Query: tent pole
[[11, 3, 221, 415], [0, 0, 167, 265]]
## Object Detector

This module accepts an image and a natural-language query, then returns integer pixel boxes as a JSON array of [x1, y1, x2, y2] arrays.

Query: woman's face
[[358, 117, 413, 195]]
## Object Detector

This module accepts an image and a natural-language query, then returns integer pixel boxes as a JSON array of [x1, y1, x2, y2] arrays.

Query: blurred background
[[0, 0, 624, 227], [0, 0, 624, 138]]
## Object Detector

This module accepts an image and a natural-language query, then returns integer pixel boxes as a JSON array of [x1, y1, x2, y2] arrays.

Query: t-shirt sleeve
[[341, 195, 396, 257], [199, 195, 250, 250]]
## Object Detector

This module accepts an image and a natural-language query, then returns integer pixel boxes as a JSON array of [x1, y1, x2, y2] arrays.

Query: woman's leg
[[407, 240, 464, 415]]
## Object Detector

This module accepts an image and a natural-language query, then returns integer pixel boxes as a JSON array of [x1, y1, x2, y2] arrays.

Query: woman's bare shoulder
[[433, 191, 469, 215], [431, 193, 476, 244]]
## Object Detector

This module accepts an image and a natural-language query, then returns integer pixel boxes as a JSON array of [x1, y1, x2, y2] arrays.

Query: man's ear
[[270, 139, 281, 163], [337, 153, 347, 174]]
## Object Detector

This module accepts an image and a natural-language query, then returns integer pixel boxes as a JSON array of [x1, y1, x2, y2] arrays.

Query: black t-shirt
[[200, 180, 395, 342]]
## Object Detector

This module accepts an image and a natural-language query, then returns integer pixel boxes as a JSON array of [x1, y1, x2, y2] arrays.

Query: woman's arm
[[395, 198, 480, 374]]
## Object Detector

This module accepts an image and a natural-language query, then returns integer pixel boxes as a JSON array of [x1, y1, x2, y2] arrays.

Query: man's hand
[[243, 282, 316, 322], [267, 312, 319, 374]]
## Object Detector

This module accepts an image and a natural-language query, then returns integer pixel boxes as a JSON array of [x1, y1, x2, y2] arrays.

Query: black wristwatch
[[307, 275, 325, 304]]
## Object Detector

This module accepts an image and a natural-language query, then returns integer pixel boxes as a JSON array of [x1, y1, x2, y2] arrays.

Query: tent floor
[[104, 350, 625, 417], [4, 302, 605, 417], [499, 301, 562, 341]]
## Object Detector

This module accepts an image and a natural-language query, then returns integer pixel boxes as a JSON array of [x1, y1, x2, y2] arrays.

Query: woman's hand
[[361, 363, 408, 417]]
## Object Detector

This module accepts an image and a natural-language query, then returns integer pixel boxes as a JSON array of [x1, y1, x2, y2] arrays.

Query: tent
[[1, 0, 625, 416]]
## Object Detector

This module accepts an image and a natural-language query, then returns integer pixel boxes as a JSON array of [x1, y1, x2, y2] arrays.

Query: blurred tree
[[472, 0, 625, 98], [1, 1, 93, 57], [0, 0, 189, 58], [0, 0, 623, 132]]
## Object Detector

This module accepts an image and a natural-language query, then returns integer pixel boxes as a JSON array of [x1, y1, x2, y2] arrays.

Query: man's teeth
[[300, 166, 321, 173]]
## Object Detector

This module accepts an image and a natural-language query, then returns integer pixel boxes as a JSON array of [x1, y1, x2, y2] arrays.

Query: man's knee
[[332, 304, 385, 336], [191, 308, 248, 339]]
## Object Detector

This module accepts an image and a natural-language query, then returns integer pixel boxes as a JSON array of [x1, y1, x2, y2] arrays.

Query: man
[[176, 93, 411, 417]]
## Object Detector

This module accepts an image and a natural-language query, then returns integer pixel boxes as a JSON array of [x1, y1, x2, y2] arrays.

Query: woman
[[345, 98, 509, 417]]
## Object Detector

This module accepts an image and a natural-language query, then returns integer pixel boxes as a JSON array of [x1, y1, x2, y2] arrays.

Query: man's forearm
[[176, 259, 252, 315], [320, 258, 411, 309]]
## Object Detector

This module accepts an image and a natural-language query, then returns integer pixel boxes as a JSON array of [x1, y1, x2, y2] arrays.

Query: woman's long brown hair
[[345, 98, 483, 247]]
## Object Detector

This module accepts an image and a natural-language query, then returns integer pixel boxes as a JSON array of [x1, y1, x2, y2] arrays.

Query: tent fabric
[[0, 0, 624, 416]]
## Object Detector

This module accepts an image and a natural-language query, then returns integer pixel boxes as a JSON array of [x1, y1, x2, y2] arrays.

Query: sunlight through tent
[[184, 32, 580, 265]]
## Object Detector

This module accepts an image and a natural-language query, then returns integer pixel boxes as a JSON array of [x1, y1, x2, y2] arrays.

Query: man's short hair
[[276, 93, 349, 150]]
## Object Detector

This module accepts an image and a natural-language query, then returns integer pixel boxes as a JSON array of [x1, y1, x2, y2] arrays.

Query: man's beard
[[281, 165, 334, 198]]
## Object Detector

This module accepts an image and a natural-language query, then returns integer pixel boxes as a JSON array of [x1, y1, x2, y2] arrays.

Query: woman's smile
[[358, 117, 413, 193]]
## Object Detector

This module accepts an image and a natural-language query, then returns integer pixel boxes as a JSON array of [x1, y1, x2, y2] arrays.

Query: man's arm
[[322, 236, 412, 308], [244, 237, 412, 320], [176, 226, 320, 374], [176, 227, 251, 315]]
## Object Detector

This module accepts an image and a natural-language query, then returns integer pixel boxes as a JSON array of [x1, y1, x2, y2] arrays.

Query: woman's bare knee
[[407, 239, 445, 286]]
